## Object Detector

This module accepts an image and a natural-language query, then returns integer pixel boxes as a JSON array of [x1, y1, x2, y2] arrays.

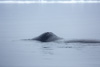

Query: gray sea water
[[0, 3, 100, 67]]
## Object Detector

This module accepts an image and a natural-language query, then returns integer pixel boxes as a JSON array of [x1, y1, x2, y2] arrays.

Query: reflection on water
[[38, 41, 100, 55], [0, 39, 100, 67]]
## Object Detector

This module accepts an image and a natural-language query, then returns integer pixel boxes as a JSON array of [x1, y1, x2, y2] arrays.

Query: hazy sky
[[0, 3, 100, 40]]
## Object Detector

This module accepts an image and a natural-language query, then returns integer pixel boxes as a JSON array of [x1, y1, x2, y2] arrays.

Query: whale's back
[[32, 32, 61, 42]]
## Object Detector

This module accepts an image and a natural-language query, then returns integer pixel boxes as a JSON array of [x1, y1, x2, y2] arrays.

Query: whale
[[23, 32, 100, 43], [32, 32, 62, 42]]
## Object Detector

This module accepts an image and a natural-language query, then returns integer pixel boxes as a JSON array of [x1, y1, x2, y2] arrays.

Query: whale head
[[32, 32, 62, 42]]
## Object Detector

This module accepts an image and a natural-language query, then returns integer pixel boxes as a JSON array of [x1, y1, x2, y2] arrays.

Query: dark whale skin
[[65, 40, 100, 43], [22, 32, 100, 43], [32, 32, 62, 42]]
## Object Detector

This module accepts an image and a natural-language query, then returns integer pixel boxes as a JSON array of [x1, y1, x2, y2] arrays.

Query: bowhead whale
[[32, 32, 62, 42], [24, 32, 100, 43]]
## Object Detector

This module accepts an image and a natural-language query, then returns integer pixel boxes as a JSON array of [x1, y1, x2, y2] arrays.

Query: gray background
[[0, 3, 100, 67]]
